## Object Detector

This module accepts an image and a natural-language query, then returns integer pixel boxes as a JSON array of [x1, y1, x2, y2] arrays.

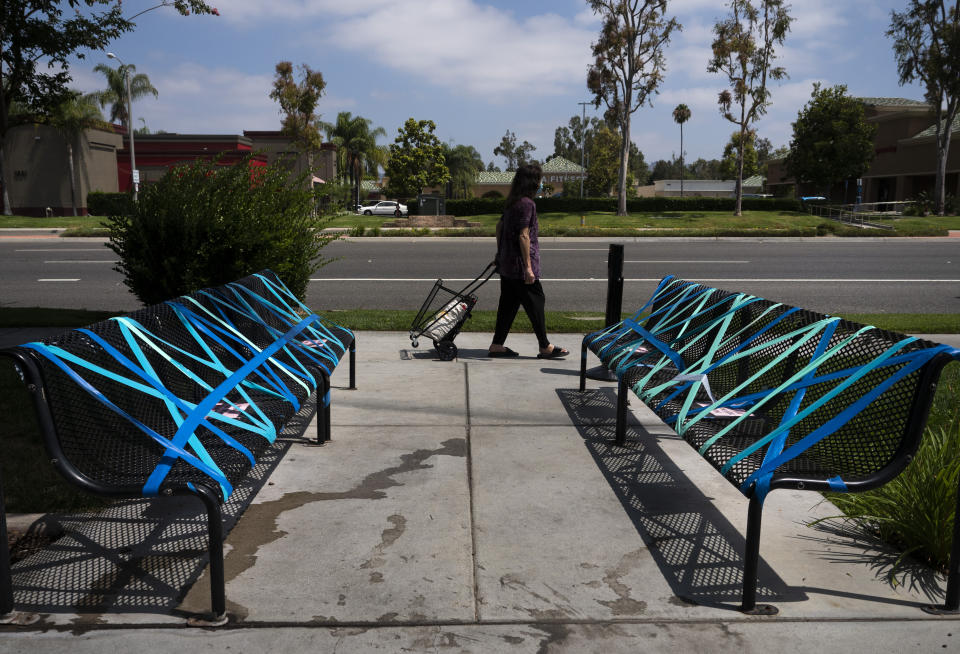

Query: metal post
[[741, 494, 778, 615], [126, 70, 137, 202], [585, 244, 625, 382]]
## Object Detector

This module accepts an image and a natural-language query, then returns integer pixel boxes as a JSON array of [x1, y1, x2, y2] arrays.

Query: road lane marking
[[44, 260, 116, 264], [624, 260, 750, 264], [17, 248, 106, 252], [38, 278, 80, 282]]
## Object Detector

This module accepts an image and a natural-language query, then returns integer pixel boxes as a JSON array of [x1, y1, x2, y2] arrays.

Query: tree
[[552, 115, 604, 164], [321, 112, 386, 209], [493, 129, 537, 171], [629, 141, 650, 185], [671, 103, 691, 195], [707, 0, 791, 215], [49, 91, 107, 216], [785, 84, 877, 198], [719, 130, 759, 180], [0, 0, 216, 215], [442, 143, 484, 198], [585, 124, 622, 196], [270, 61, 326, 175], [486, 161, 501, 172], [89, 62, 158, 128], [588, 0, 679, 215], [687, 157, 723, 180], [384, 118, 450, 200], [888, 1, 960, 215]]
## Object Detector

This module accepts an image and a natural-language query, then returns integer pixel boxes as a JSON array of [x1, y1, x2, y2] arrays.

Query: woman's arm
[[518, 227, 534, 284]]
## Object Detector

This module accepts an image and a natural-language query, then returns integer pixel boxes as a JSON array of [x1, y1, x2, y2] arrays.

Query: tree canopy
[[588, 0, 679, 215], [888, 1, 960, 215], [785, 83, 877, 196], [90, 62, 158, 127], [321, 111, 386, 208], [384, 118, 450, 200], [707, 0, 791, 215], [585, 124, 622, 197], [720, 130, 759, 180], [270, 61, 326, 173], [493, 130, 537, 171], [442, 143, 485, 199]]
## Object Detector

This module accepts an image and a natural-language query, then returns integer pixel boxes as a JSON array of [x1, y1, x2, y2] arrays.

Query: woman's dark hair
[[505, 163, 542, 210]]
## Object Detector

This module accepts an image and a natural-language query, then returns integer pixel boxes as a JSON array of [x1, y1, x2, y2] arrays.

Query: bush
[[107, 156, 338, 305], [444, 195, 802, 216], [87, 191, 133, 217]]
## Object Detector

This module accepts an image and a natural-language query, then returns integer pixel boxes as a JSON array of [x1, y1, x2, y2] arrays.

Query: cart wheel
[[411, 338, 419, 349], [436, 341, 458, 361]]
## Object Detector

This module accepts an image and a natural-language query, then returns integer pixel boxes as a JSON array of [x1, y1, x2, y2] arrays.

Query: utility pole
[[578, 101, 591, 199]]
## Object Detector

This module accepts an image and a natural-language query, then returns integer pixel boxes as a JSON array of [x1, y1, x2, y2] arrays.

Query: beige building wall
[[244, 131, 337, 184], [4, 124, 121, 216]]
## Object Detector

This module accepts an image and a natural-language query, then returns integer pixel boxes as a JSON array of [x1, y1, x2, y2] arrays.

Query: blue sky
[[67, 0, 926, 169]]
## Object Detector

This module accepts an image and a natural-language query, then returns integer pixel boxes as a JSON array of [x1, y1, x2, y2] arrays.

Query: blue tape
[[827, 476, 847, 491]]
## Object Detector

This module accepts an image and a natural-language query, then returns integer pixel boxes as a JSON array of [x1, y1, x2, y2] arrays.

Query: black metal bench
[[0, 270, 355, 625], [580, 276, 960, 615]]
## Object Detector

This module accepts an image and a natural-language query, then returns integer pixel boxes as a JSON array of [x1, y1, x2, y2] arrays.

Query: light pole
[[107, 52, 138, 202], [577, 101, 591, 199]]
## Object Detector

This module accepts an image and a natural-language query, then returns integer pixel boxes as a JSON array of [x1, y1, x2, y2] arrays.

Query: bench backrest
[[5, 270, 347, 502], [605, 277, 957, 495]]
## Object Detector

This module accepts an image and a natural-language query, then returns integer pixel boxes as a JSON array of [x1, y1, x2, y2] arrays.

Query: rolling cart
[[409, 261, 497, 360]]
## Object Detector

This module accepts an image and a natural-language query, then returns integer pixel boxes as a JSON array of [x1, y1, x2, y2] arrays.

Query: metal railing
[[806, 201, 912, 229]]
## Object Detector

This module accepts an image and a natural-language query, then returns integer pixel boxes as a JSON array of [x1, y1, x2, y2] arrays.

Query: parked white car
[[359, 201, 408, 217]]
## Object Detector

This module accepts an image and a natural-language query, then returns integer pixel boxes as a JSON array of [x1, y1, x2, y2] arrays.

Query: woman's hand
[[524, 266, 535, 284]]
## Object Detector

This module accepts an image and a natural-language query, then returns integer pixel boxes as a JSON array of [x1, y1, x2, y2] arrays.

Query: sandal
[[488, 347, 520, 358], [537, 346, 569, 359]]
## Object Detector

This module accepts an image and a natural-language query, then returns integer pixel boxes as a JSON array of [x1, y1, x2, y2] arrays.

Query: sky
[[65, 0, 927, 170]]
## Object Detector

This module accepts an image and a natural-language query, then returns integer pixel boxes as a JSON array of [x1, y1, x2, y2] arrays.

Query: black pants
[[492, 278, 549, 349]]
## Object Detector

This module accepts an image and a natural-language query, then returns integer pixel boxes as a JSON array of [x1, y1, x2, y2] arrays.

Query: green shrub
[[816, 221, 838, 235], [87, 191, 133, 217], [107, 156, 337, 305]]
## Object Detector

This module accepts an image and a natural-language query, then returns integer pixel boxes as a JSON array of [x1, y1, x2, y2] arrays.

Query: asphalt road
[[1, 235, 959, 315]]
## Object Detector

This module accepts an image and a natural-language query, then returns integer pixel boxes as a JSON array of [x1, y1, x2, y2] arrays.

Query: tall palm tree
[[672, 104, 691, 196], [90, 62, 158, 128], [321, 112, 386, 208], [50, 92, 106, 216]]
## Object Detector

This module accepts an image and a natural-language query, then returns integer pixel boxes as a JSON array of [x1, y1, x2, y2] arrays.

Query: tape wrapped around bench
[[585, 277, 950, 495], [14, 270, 353, 501]]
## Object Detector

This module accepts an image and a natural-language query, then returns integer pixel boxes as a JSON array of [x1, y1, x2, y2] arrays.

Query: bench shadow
[[8, 396, 318, 617], [557, 387, 941, 611], [556, 387, 801, 611]]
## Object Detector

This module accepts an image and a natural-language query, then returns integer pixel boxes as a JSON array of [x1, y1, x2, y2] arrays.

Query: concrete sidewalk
[[1, 331, 959, 652]]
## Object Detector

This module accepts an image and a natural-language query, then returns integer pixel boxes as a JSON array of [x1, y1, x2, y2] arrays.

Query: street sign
[[132, 169, 140, 184]]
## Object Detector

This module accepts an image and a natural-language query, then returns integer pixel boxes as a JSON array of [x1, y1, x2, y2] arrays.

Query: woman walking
[[488, 163, 568, 359]]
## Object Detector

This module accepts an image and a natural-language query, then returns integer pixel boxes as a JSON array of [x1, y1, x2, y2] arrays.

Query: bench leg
[[0, 486, 12, 618], [579, 342, 588, 392], [185, 485, 228, 626], [615, 379, 628, 446], [924, 476, 960, 614], [348, 338, 357, 390], [316, 371, 331, 444], [741, 493, 778, 615]]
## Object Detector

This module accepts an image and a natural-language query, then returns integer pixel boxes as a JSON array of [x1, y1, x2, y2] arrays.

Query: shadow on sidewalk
[[7, 398, 318, 618], [556, 387, 800, 611]]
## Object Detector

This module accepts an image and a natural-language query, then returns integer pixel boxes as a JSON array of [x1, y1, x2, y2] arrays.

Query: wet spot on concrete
[[369, 572, 384, 583], [337, 593, 347, 606], [377, 611, 400, 623], [597, 549, 647, 616]]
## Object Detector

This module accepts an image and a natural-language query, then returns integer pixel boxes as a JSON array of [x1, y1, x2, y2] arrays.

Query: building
[[3, 123, 123, 216], [766, 98, 960, 203], [653, 175, 765, 198], [2, 124, 337, 215], [469, 156, 587, 198]]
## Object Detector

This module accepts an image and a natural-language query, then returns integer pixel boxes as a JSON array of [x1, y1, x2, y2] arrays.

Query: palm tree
[[672, 104, 691, 196], [90, 62, 158, 128], [321, 112, 386, 209], [49, 92, 106, 216]]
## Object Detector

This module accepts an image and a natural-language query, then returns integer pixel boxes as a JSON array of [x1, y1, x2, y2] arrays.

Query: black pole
[[585, 244, 625, 382], [605, 244, 624, 327]]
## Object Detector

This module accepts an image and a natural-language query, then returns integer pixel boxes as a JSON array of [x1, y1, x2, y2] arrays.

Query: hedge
[[445, 196, 802, 216], [87, 191, 133, 217]]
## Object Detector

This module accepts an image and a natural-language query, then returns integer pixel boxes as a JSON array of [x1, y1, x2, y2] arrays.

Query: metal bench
[[0, 270, 355, 625], [580, 275, 960, 615]]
